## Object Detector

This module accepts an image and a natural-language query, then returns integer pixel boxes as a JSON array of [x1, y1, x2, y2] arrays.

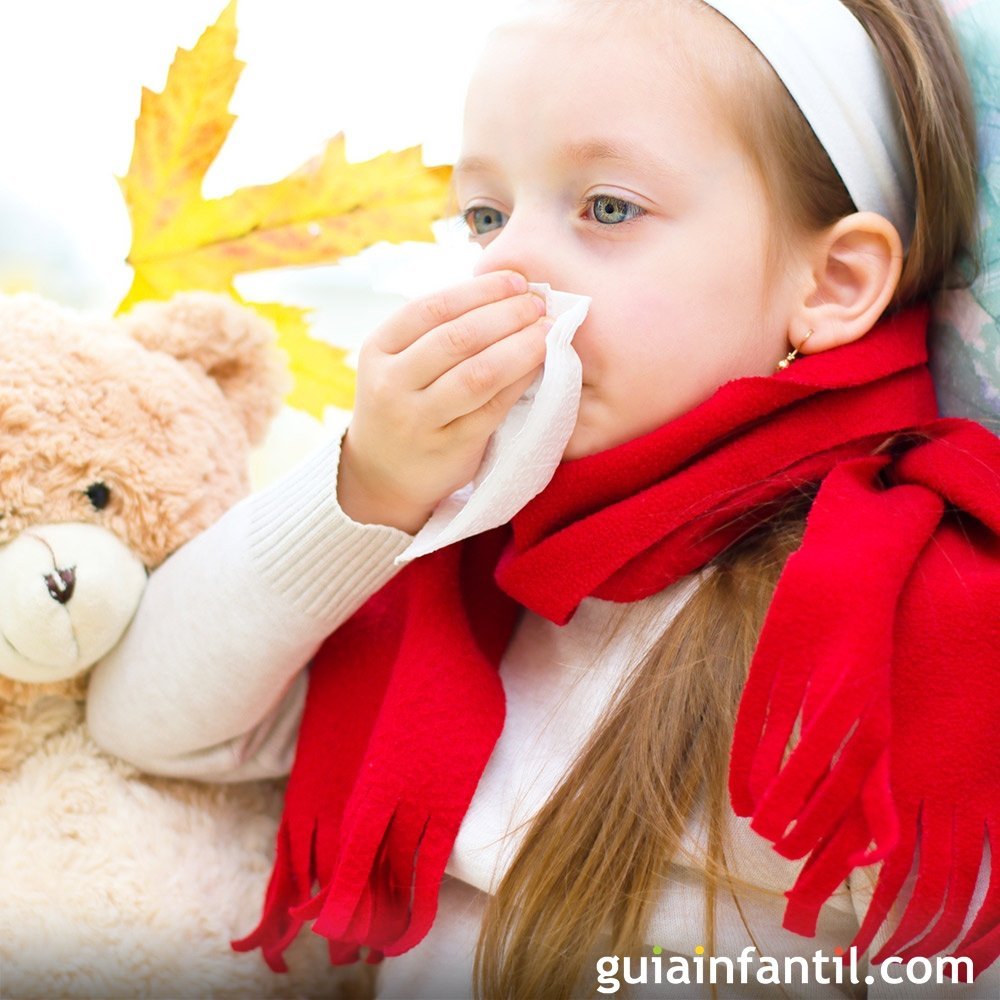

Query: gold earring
[[775, 329, 814, 372]]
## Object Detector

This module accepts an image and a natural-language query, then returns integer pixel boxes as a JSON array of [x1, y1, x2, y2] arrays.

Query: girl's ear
[[791, 212, 904, 355]]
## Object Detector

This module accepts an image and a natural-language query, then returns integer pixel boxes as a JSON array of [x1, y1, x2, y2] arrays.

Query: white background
[[0, 0, 522, 312]]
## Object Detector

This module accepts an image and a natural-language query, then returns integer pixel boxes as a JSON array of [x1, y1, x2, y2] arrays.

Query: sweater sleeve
[[86, 413, 414, 782]]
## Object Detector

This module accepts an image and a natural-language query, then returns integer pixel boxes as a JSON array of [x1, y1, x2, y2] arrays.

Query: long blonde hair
[[473, 2, 980, 997]]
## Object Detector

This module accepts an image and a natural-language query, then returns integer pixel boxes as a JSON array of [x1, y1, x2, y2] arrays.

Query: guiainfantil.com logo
[[595, 944, 974, 993]]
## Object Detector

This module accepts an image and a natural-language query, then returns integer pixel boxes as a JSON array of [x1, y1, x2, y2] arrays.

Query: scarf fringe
[[766, 797, 1000, 982], [847, 802, 1000, 982], [309, 797, 435, 955], [959, 809, 1000, 972], [725, 451, 1000, 975], [234, 796, 445, 970], [744, 699, 894, 856], [231, 814, 308, 972]]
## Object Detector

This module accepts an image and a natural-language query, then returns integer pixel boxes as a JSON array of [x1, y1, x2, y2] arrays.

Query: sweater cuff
[[247, 417, 414, 620]]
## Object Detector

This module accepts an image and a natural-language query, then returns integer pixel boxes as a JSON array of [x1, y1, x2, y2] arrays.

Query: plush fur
[[0, 293, 371, 998]]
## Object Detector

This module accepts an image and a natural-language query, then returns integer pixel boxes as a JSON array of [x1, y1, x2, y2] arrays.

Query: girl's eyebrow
[[453, 155, 497, 176], [562, 138, 684, 176], [454, 138, 687, 181]]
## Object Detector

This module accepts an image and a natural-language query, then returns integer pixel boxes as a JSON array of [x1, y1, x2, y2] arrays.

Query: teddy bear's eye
[[85, 482, 111, 510]]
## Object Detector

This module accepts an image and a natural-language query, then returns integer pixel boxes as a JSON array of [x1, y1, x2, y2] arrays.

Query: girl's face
[[455, 5, 806, 460]]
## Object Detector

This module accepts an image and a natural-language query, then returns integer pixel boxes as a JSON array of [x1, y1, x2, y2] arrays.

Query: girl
[[88, 0, 1000, 997]]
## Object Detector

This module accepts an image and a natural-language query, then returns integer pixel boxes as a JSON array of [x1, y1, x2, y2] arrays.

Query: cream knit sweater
[[87, 415, 996, 999]]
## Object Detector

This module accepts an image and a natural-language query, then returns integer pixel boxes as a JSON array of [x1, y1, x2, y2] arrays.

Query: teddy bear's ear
[[117, 292, 290, 447]]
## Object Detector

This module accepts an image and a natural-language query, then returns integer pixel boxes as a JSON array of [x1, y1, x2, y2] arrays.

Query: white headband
[[701, 0, 916, 249]]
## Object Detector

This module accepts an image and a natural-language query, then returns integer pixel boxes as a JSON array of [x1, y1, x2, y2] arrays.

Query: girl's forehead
[[487, 0, 726, 51], [461, 5, 733, 159], [467, 3, 729, 111]]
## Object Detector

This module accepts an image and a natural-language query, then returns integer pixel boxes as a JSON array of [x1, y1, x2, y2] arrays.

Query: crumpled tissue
[[396, 282, 590, 563]]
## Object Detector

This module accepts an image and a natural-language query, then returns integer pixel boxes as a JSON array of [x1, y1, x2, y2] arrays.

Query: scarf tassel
[[726, 456, 1000, 969], [309, 797, 436, 956], [731, 673, 1000, 979], [231, 813, 313, 972], [744, 690, 894, 854], [235, 795, 445, 970], [848, 800, 1000, 982], [728, 584, 903, 931]]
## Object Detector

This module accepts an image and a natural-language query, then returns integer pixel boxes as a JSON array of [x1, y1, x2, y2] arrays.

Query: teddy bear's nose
[[44, 567, 76, 605]]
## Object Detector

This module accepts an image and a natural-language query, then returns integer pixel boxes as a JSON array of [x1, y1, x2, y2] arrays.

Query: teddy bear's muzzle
[[0, 522, 148, 683]]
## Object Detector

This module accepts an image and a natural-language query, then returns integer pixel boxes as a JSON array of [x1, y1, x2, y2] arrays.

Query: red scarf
[[234, 303, 1000, 979]]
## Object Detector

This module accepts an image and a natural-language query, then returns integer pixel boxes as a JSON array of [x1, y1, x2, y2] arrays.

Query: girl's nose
[[470, 214, 551, 285]]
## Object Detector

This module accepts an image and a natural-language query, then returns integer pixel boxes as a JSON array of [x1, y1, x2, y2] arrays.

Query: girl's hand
[[337, 271, 552, 534]]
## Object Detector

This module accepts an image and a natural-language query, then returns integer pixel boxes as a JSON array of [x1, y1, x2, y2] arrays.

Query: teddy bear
[[0, 291, 370, 999]]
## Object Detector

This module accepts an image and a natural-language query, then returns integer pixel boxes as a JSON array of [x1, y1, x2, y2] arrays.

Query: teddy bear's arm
[[87, 416, 415, 780]]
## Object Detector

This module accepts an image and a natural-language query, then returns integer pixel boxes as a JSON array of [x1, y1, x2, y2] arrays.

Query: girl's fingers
[[427, 316, 552, 426], [370, 270, 530, 355], [403, 292, 547, 390], [447, 365, 545, 442]]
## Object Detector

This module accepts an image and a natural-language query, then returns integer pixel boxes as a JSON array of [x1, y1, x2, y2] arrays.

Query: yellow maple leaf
[[117, 0, 453, 417]]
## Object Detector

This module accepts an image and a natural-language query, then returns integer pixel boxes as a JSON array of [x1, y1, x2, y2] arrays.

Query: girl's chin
[[561, 427, 582, 462], [562, 424, 601, 463], [562, 390, 622, 461]]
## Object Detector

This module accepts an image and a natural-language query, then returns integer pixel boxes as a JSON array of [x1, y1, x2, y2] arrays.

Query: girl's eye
[[589, 195, 643, 225], [463, 206, 508, 236]]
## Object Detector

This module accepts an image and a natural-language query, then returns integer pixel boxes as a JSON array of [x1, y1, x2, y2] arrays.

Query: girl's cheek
[[568, 316, 601, 369]]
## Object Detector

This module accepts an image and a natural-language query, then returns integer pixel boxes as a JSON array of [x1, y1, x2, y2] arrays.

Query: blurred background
[[0, 0, 523, 306], [0, 0, 523, 475], [1, 0, 995, 455]]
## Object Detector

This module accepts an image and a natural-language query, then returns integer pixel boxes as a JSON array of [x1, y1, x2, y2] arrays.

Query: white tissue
[[395, 283, 590, 563]]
